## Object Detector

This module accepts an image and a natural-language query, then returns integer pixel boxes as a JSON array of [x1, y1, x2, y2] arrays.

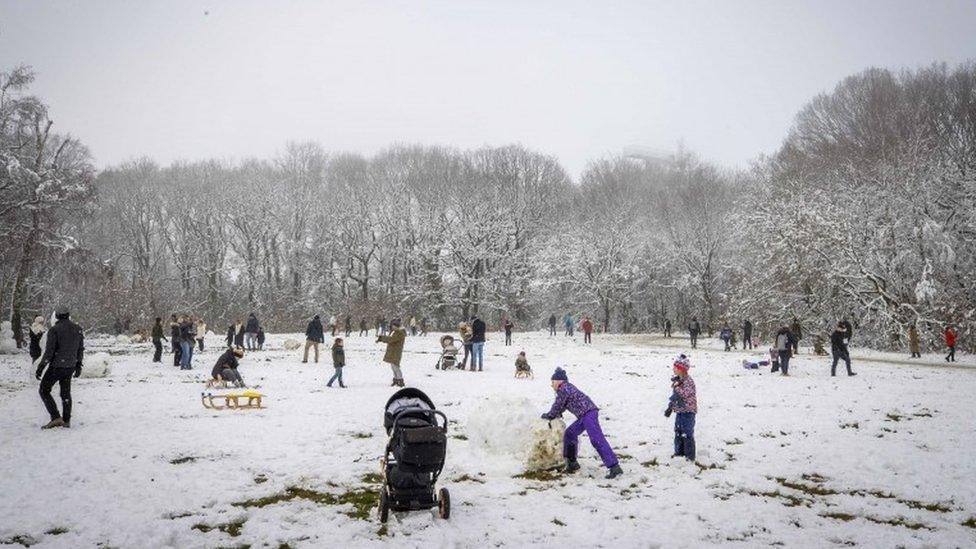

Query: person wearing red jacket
[[944, 326, 957, 363], [581, 316, 594, 344]]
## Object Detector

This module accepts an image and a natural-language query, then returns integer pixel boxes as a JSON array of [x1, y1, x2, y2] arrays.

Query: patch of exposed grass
[[377, 525, 389, 537], [552, 518, 566, 526], [741, 489, 811, 508], [885, 413, 906, 422], [451, 434, 468, 440], [360, 473, 383, 484], [454, 474, 485, 484], [897, 498, 953, 513], [616, 453, 632, 461], [0, 535, 38, 547], [961, 517, 976, 529], [641, 457, 659, 468], [725, 438, 743, 445], [192, 517, 247, 537], [44, 527, 69, 536], [169, 455, 198, 465], [864, 515, 933, 531], [350, 432, 373, 439], [694, 461, 726, 473], [253, 474, 268, 484], [514, 469, 563, 481], [774, 477, 838, 496], [166, 511, 194, 520], [820, 512, 856, 522], [233, 486, 378, 520], [801, 473, 828, 484], [839, 422, 859, 429]]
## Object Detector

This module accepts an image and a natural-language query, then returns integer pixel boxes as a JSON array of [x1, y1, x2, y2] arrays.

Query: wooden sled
[[515, 369, 534, 379], [201, 390, 265, 410]]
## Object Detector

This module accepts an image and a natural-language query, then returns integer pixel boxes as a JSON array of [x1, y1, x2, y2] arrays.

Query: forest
[[2, 61, 974, 350]]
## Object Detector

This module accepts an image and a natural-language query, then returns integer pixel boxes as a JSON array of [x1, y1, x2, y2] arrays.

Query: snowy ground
[[1, 331, 975, 548]]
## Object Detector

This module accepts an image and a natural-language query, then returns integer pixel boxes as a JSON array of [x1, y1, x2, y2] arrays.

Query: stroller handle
[[391, 408, 448, 433]]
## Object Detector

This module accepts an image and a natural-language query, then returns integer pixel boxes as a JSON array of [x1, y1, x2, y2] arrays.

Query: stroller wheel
[[379, 488, 390, 523], [438, 487, 450, 520]]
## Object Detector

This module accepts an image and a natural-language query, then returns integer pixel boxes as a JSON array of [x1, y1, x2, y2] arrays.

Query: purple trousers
[[564, 410, 618, 468]]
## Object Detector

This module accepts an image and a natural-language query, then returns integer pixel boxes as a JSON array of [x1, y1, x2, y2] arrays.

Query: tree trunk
[[10, 218, 38, 348]]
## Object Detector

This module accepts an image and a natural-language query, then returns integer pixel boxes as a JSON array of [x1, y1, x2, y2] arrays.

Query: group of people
[[149, 314, 208, 370], [546, 313, 595, 343]]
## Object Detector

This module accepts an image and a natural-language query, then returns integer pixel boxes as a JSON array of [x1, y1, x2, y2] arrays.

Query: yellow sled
[[201, 390, 265, 410]]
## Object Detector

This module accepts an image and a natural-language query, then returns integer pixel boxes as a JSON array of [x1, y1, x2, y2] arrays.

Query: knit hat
[[54, 305, 70, 318], [673, 353, 691, 372], [551, 367, 568, 381]]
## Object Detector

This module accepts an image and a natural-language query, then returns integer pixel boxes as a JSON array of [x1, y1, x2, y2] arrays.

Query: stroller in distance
[[378, 388, 450, 522], [435, 335, 461, 370]]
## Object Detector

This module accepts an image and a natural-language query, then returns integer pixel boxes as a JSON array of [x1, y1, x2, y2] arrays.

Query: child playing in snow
[[327, 338, 346, 388], [540, 367, 623, 479], [515, 351, 532, 378], [210, 347, 246, 388], [664, 357, 697, 461], [769, 347, 780, 373]]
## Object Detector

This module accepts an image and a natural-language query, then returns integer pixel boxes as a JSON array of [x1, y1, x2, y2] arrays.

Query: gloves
[[664, 407, 673, 418], [74, 365, 82, 378], [35, 365, 44, 380]]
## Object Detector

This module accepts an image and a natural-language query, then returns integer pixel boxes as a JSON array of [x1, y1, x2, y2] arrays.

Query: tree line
[[2, 61, 974, 351]]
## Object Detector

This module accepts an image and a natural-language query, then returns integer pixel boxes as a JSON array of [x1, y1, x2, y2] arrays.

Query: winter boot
[[390, 379, 398, 386], [41, 418, 66, 429], [605, 465, 623, 479], [563, 459, 580, 474]]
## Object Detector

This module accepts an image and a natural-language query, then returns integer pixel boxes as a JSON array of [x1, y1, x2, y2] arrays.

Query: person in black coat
[[169, 314, 181, 367], [151, 317, 166, 363], [470, 315, 487, 371], [225, 325, 235, 348], [548, 314, 557, 336], [688, 318, 701, 349], [830, 323, 856, 377], [841, 319, 854, 346], [742, 319, 753, 349], [244, 313, 260, 350], [304, 315, 324, 363], [664, 319, 672, 338], [35, 306, 84, 429], [211, 347, 245, 387]]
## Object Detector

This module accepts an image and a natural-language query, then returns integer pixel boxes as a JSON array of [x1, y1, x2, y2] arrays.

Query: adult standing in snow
[[470, 315, 486, 371], [944, 325, 957, 362], [344, 315, 352, 337], [664, 318, 672, 338], [540, 367, 623, 479], [688, 318, 701, 349], [720, 324, 732, 351], [225, 324, 235, 348], [409, 316, 418, 336], [303, 314, 325, 363], [35, 306, 84, 429], [359, 318, 368, 337], [29, 316, 47, 364], [742, 319, 753, 349], [328, 314, 338, 337], [503, 317, 514, 346], [195, 317, 207, 352], [169, 314, 181, 367], [377, 318, 406, 386], [790, 317, 803, 355], [581, 316, 594, 344], [179, 315, 196, 370], [563, 313, 574, 337], [459, 322, 473, 369], [548, 314, 557, 336], [233, 319, 245, 349], [774, 326, 794, 376], [420, 317, 429, 336], [830, 322, 856, 376], [908, 323, 921, 359], [244, 313, 260, 351], [151, 317, 166, 363]]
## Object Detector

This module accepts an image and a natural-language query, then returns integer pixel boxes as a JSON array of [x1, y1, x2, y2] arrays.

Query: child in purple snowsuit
[[541, 367, 623, 479]]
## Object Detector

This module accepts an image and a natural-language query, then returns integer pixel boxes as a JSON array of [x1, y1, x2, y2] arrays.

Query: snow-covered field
[[1, 332, 975, 548]]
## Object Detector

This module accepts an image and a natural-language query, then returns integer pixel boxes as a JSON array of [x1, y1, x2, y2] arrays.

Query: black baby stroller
[[379, 388, 450, 522], [434, 335, 461, 370]]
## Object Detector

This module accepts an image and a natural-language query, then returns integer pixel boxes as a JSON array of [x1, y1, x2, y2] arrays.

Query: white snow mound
[[467, 395, 539, 459], [0, 321, 18, 354], [80, 352, 112, 378]]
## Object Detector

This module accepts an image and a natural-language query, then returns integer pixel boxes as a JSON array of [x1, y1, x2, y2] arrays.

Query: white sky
[[1, 0, 974, 178]]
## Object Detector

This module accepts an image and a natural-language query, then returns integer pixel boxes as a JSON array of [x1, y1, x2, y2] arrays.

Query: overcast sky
[[2, 0, 975, 177]]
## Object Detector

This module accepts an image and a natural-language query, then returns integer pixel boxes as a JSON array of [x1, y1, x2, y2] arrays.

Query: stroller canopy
[[384, 388, 437, 433]]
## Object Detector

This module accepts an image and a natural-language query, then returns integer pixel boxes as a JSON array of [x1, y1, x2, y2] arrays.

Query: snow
[[0, 321, 17, 354], [0, 331, 974, 547]]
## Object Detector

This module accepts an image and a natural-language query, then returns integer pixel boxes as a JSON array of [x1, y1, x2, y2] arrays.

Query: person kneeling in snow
[[211, 347, 246, 388], [540, 367, 623, 479], [665, 358, 697, 461]]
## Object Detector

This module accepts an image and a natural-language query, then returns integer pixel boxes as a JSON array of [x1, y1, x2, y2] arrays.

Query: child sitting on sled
[[540, 367, 623, 479], [327, 337, 346, 388], [515, 351, 532, 378], [210, 347, 246, 388], [664, 356, 697, 461]]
